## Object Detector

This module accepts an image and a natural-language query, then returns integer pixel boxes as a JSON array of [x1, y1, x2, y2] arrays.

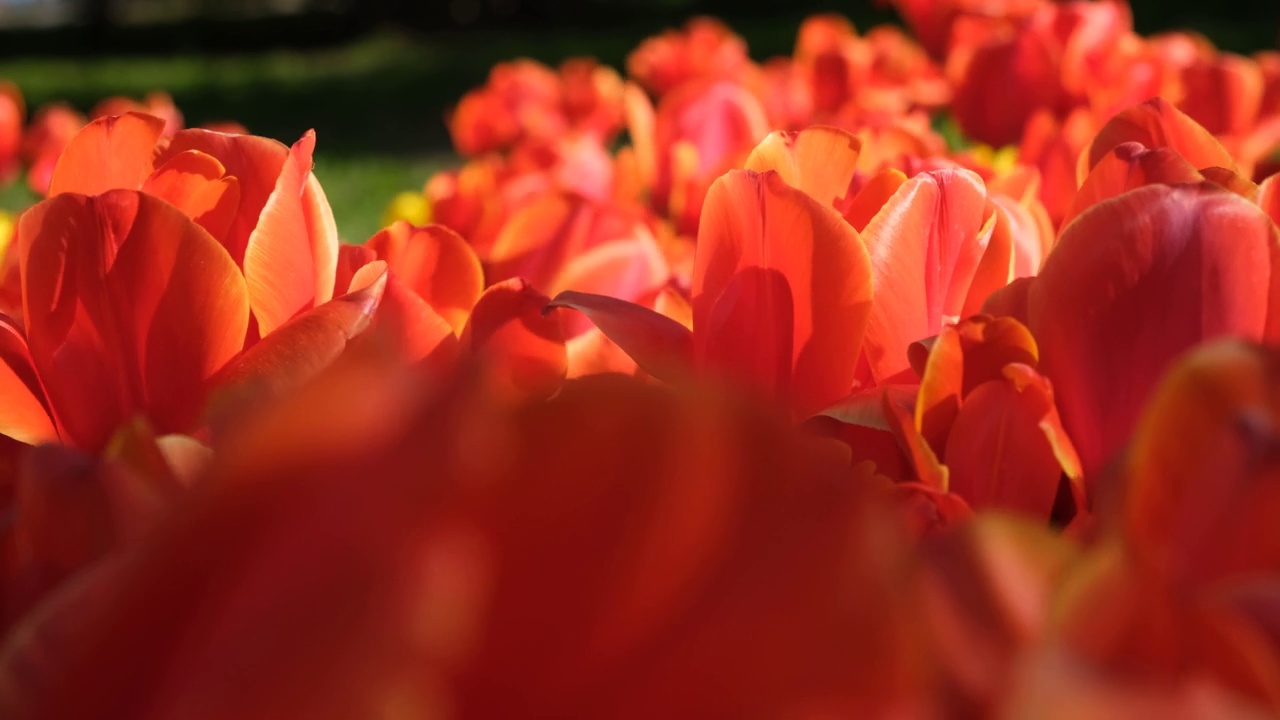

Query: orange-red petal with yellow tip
[[743, 126, 861, 208], [883, 385, 948, 491], [546, 290, 692, 384], [364, 222, 484, 335], [914, 325, 963, 455], [140, 149, 241, 241], [693, 169, 873, 418], [18, 191, 250, 451], [860, 168, 993, 384], [1029, 183, 1280, 483], [1200, 166, 1259, 199], [1062, 142, 1204, 232], [242, 130, 339, 337], [1082, 97, 1239, 179], [0, 315, 56, 445], [205, 270, 385, 432], [943, 364, 1077, 520], [1123, 340, 1280, 588], [156, 129, 289, 266], [46, 112, 164, 197], [461, 278, 567, 402]]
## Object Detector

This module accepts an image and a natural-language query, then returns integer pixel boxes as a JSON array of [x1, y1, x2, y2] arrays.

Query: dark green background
[[0, 0, 1272, 241]]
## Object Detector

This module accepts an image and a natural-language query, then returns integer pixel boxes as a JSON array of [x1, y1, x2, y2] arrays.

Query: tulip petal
[[0, 315, 55, 445], [19, 191, 250, 451], [843, 168, 907, 232], [549, 236, 669, 338], [546, 290, 694, 383], [365, 222, 484, 335], [461, 278, 567, 401], [944, 364, 1076, 519], [157, 129, 290, 266], [208, 269, 385, 422], [140, 150, 241, 242], [693, 169, 872, 418], [860, 168, 993, 383], [743, 126, 861, 207], [1124, 340, 1280, 587], [242, 130, 339, 337], [47, 112, 164, 197], [1062, 142, 1203, 231], [1082, 97, 1238, 178], [1029, 183, 1280, 481]]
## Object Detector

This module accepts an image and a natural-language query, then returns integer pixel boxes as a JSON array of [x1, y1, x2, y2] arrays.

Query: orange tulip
[[550, 167, 872, 420]]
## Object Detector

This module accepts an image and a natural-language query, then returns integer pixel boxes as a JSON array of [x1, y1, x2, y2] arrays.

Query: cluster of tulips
[[1, 0, 1280, 716]]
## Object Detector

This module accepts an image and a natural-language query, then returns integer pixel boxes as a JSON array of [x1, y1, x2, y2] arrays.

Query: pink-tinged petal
[[548, 236, 669, 338], [206, 270, 386, 430], [487, 192, 650, 292], [944, 364, 1078, 520], [157, 129, 289, 266], [461, 278, 567, 401], [242, 130, 339, 337], [1029, 183, 1280, 483], [0, 315, 55, 445], [546, 290, 693, 383], [743, 126, 861, 208], [365, 222, 484, 335], [139, 150, 241, 241], [1063, 142, 1204, 231], [1082, 97, 1238, 178], [19, 191, 250, 451], [860, 169, 993, 383], [694, 169, 873, 418], [46, 112, 164, 197]]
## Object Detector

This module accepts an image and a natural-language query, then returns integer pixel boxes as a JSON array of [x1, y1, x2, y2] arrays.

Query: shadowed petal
[[546, 290, 693, 383], [1028, 183, 1280, 482], [18, 191, 250, 451], [694, 169, 872, 418]]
